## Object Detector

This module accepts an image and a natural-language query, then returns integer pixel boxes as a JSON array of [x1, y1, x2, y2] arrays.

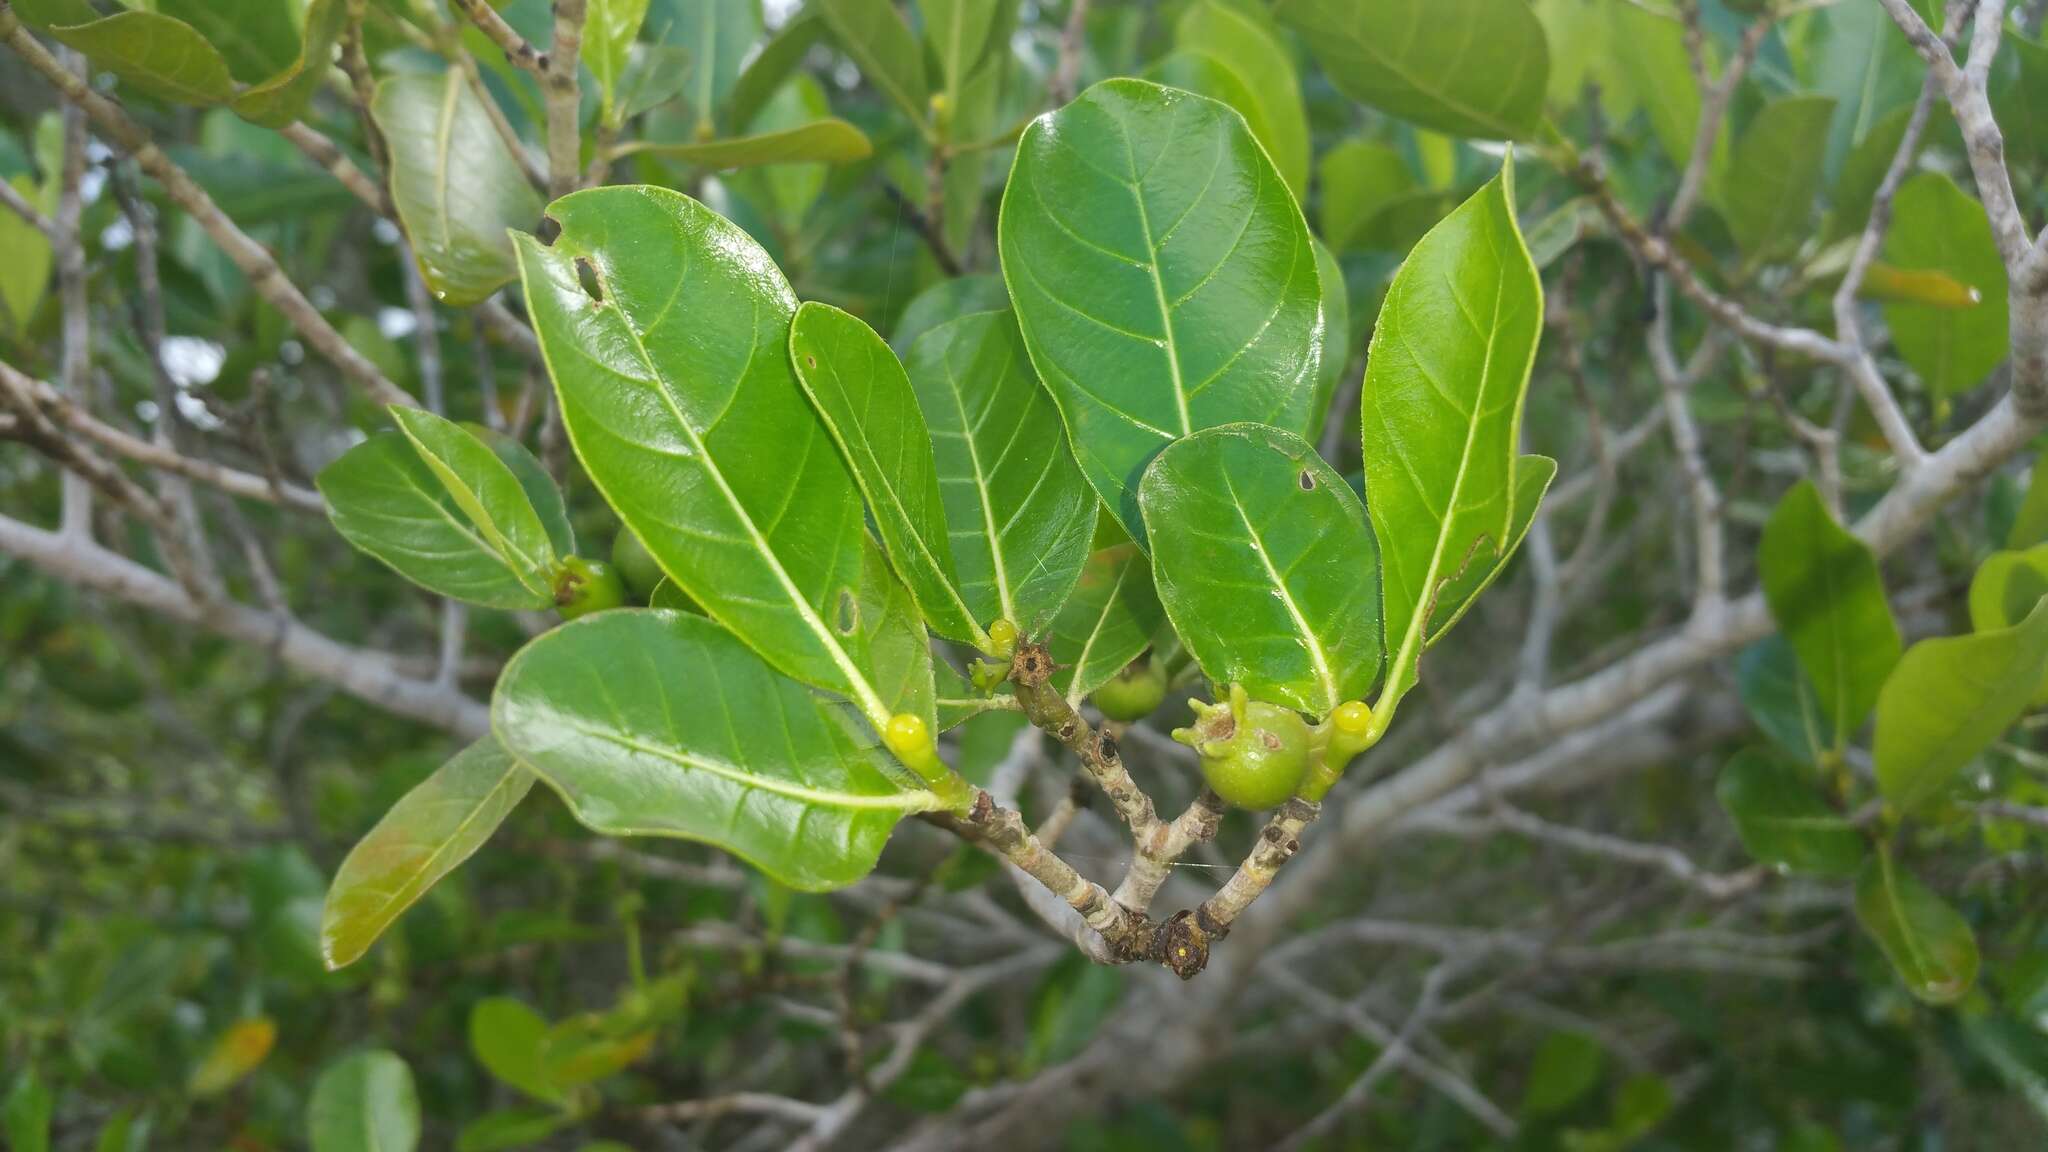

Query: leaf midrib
[[940, 355, 1016, 620], [1223, 467, 1338, 707], [554, 717, 938, 812], [334, 756, 527, 956]]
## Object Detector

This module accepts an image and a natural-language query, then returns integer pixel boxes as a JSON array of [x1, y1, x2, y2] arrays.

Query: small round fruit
[[556, 557, 627, 619], [985, 618, 1020, 659], [1173, 685, 1311, 810], [611, 527, 665, 603], [1092, 659, 1167, 722]]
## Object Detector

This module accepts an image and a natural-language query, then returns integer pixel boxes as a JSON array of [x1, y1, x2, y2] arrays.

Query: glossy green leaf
[[514, 185, 932, 730], [586, 0, 653, 118], [1174, 1, 1309, 199], [492, 610, 945, 890], [610, 118, 874, 168], [1140, 423, 1380, 716], [1715, 748, 1864, 876], [1426, 454, 1554, 647], [40, 10, 235, 106], [1719, 95, 1835, 261], [1855, 851, 1979, 1005], [1883, 172, 2008, 397], [0, 175, 51, 335], [790, 301, 983, 647], [816, 0, 929, 127], [1874, 600, 2048, 813], [229, 0, 347, 128], [1319, 138, 1414, 253], [374, 71, 545, 308], [1758, 480, 1900, 743], [389, 406, 561, 600], [999, 78, 1324, 549], [321, 739, 534, 969], [469, 998, 561, 1103], [318, 432, 555, 611], [1273, 0, 1548, 141], [907, 310, 1095, 637], [1360, 158, 1541, 712], [309, 1050, 420, 1152], [1049, 540, 1166, 709], [891, 274, 1011, 356]]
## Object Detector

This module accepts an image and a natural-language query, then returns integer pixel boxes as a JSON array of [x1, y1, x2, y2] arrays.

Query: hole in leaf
[[536, 215, 561, 245], [805, 355, 817, 368], [574, 257, 604, 304], [1298, 469, 1316, 491], [835, 589, 859, 634]]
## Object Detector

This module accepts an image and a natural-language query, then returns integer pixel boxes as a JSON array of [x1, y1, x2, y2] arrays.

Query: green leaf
[[492, 610, 945, 889], [514, 185, 932, 731], [999, 78, 1324, 549], [1758, 480, 1900, 744], [1968, 546, 2048, 704], [0, 175, 51, 335], [586, 0, 653, 118], [1521, 1031, 1604, 1118], [1715, 748, 1864, 877], [1174, 1, 1309, 199], [1319, 138, 1415, 254], [1426, 454, 1555, 647], [1360, 157, 1542, 713], [231, 0, 348, 128], [469, 998, 562, 1103], [1612, 2, 1712, 172], [725, 9, 821, 132], [1874, 600, 2048, 813], [1827, 103, 1920, 242], [389, 406, 561, 600], [373, 71, 545, 309], [1995, 30, 2048, 175], [815, 0, 930, 128], [2, 1070, 51, 1152], [321, 739, 535, 969], [1855, 850, 1979, 1005], [1049, 540, 1166, 709], [39, 10, 235, 106], [891, 275, 1010, 356], [1273, 0, 1549, 141], [317, 432, 555, 610], [1883, 172, 2008, 397], [468, 423, 576, 559], [925, 0, 998, 109], [456, 1109, 571, 1152], [157, 0, 297, 82], [309, 1050, 420, 1152], [2012, 459, 2048, 549], [1309, 238, 1351, 443], [907, 310, 1095, 637], [664, 0, 762, 133], [1737, 637, 1827, 765], [610, 119, 874, 168], [1140, 423, 1380, 716], [1719, 95, 1835, 261], [790, 301, 983, 647]]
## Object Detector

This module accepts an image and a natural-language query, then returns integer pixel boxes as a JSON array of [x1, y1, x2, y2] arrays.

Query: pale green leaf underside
[[492, 610, 940, 891], [389, 406, 560, 601], [790, 301, 982, 646], [1140, 423, 1381, 716], [1360, 159, 1542, 709], [609, 119, 874, 169], [513, 184, 931, 731], [1427, 454, 1554, 647], [999, 78, 1324, 550], [37, 10, 235, 105], [321, 739, 534, 969], [318, 432, 555, 611], [374, 71, 545, 308], [309, 1051, 420, 1152], [907, 310, 1095, 635]]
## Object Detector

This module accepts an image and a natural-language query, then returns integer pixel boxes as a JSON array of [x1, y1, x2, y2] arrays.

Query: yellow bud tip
[[883, 713, 931, 758], [987, 618, 1019, 658], [1333, 700, 1373, 735]]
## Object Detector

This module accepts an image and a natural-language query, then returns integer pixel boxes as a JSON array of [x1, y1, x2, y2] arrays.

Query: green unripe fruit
[[1092, 659, 1167, 722], [1173, 684, 1311, 810], [611, 527, 666, 603], [555, 556, 627, 619]]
